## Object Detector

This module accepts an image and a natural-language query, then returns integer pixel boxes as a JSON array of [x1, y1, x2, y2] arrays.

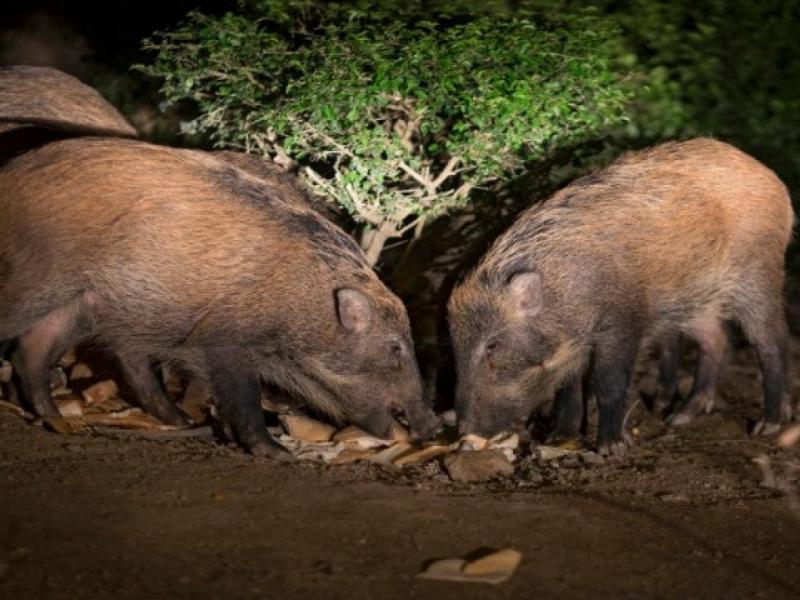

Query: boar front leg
[[593, 333, 639, 456], [205, 348, 288, 458], [550, 373, 587, 441]]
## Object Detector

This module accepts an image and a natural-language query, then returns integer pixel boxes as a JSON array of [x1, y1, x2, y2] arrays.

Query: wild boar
[[0, 137, 438, 455], [212, 150, 340, 222], [448, 138, 793, 455], [0, 65, 137, 138], [0, 65, 137, 165]]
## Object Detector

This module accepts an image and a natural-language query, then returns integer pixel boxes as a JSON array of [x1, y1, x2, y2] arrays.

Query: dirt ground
[[2, 341, 800, 599]]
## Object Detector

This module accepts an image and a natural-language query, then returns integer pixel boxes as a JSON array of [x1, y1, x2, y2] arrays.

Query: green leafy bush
[[139, 1, 631, 265], [599, 0, 800, 186]]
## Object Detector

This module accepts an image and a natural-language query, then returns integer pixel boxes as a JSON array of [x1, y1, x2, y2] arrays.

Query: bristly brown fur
[[0, 137, 427, 431], [449, 138, 793, 439]]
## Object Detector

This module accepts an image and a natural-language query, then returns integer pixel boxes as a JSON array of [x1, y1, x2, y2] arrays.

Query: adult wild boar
[[0, 137, 438, 455], [448, 139, 793, 455], [0, 65, 137, 137]]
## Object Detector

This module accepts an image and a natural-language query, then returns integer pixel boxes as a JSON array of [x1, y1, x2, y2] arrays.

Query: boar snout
[[357, 408, 396, 439], [407, 406, 442, 441]]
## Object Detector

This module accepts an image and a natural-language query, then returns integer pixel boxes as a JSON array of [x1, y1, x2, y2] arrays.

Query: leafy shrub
[[139, 0, 631, 265]]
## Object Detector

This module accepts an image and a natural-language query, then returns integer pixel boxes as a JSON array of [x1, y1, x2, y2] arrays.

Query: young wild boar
[[0, 65, 137, 138], [448, 139, 793, 455], [0, 137, 439, 455]]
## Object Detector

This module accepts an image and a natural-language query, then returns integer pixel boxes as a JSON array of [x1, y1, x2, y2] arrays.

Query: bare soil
[[2, 341, 800, 599]]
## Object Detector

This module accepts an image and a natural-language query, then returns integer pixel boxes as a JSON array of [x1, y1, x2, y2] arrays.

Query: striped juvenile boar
[[448, 139, 793, 455], [0, 137, 438, 455]]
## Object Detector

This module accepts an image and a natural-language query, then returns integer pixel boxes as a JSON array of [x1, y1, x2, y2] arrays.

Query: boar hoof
[[666, 393, 714, 428], [665, 411, 695, 427], [752, 420, 782, 437], [597, 439, 629, 457]]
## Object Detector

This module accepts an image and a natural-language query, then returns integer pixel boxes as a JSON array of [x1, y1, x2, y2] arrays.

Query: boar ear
[[336, 288, 372, 333], [508, 271, 543, 318]]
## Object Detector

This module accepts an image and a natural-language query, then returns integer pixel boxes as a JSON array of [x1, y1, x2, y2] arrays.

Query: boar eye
[[486, 340, 500, 356], [390, 342, 402, 356]]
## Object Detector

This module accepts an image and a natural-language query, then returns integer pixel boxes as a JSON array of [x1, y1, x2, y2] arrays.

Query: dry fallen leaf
[[389, 422, 410, 442], [0, 399, 31, 419], [0, 361, 12, 384], [328, 447, 376, 464], [57, 347, 78, 369], [459, 434, 488, 451], [778, 424, 800, 448], [369, 441, 414, 465], [69, 362, 94, 381], [393, 444, 453, 466], [181, 380, 211, 424], [81, 380, 119, 406], [535, 445, 570, 461], [280, 415, 336, 442], [417, 549, 522, 585], [56, 395, 84, 417], [333, 425, 392, 449]]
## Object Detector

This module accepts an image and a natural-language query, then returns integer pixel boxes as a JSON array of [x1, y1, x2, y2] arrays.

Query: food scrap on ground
[[417, 548, 522, 585]]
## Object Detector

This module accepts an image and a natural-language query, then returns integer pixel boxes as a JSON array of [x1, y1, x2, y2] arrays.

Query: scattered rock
[[581, 452, 605, 467], [280, 415, 336, 442], [535, 445, 569, 462], [445, 449, 514, 482]]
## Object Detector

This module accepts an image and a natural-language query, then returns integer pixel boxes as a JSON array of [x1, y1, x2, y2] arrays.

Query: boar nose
[[409, 412, 442, 441], [357, 409, 394, 439]]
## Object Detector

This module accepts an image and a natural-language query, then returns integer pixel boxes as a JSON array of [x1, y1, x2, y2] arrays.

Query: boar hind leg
[[12, 295, 94, 417], [746, 309, 790, 436], [667, 320, 727, 427], [550, 373, 587, 441], [116, 353, 189, 426], [205, 349, 288, 458], [653, 333, 680, 415], [593, 334, 639, 456]]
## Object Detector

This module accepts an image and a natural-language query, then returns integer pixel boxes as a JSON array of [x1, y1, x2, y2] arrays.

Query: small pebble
[[659, 492, 690, 504], [445, 449, 514, 483], [535, 445, 569, 461], [560, 456, 581, 469], [581, 452, 605, 466]]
